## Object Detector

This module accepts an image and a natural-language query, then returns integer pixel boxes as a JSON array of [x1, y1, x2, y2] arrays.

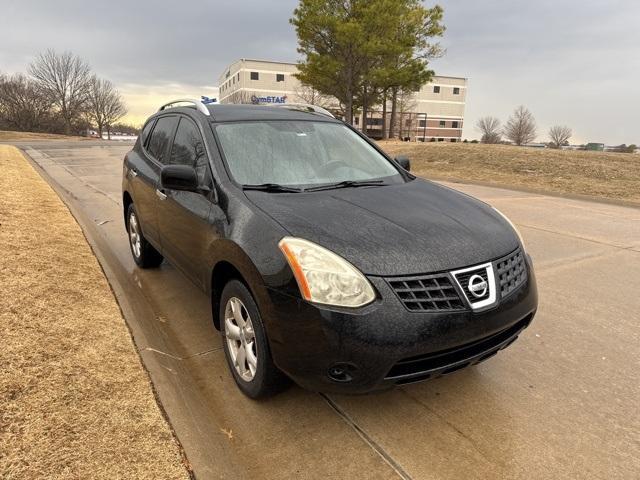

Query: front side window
[[215, 121, 401, 187], [170, 118, 209, 184], [140, 119, 155, 147], [147, 116, 178, 163]]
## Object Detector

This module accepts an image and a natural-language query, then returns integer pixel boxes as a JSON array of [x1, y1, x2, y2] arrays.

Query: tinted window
[[170, 118, 209, 184], [147, 116, 178, 162], [140, 120, 155, 147]]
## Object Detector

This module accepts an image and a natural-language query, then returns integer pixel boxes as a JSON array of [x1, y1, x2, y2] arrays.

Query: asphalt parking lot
[[13, 140, 640, 479]]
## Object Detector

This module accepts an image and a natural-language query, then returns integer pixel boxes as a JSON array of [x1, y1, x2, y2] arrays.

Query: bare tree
[[396, 89, 417, 140], [0, 73, 54, 132], [28, 49, 92, 134], [503, 106, 537, 146], [102, 88, 126, 139], [87, 76, 126, 139], [476, 116, 502, 144], [548, 125, 572, 148], [293, 84, 334, 109]]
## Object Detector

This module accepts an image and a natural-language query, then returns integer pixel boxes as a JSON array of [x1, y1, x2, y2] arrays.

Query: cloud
[[1, 0, 638, 143]]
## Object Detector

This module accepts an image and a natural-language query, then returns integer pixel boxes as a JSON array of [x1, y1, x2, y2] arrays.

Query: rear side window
[[147, 116, 178, 163], [170, 118, 209, 184]]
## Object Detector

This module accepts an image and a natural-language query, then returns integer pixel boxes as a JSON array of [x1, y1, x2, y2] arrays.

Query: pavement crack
[[520, 223, 638, 252], [320, 393, 414, 480], [142, 346, 222, 361]]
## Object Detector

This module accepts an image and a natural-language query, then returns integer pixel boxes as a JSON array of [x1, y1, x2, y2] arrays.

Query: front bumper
[[265, 254, 538, 394]]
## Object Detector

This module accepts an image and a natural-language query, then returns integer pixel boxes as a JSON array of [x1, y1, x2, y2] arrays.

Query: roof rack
[[270, 103, 335, 118], [158, 99, 211, 116]]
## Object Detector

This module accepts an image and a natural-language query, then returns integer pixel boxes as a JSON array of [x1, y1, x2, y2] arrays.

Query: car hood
[[245, 179, 519, 276]]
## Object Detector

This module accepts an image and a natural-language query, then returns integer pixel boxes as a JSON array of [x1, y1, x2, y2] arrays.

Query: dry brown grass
[[0, 146, 189, 479], [379, 141, 640, 205], [0, 130, 91, 142]]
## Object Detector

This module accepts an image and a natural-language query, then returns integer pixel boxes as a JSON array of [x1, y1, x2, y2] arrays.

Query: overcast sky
[[1, 0, 638, 143]]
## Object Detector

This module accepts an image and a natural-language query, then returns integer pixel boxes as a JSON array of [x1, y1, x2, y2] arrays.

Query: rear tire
[[126, 203, 163, 268], [220, 280, 290, 398]]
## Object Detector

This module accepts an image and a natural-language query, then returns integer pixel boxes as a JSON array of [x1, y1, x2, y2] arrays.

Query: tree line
[[0, 49, 127, 138], [476, 106, 637, 152], [290, 0, 445, 139]]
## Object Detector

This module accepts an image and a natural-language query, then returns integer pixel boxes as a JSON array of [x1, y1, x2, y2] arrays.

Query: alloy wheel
[[128, 211, 141, 259], [224, 297, 258, 381]]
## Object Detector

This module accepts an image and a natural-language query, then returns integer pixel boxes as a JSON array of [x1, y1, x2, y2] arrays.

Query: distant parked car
[[122, 100, 538, 398]]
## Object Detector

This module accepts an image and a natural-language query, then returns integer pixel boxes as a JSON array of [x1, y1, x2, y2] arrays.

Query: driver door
[[156, 116, 217, 288]]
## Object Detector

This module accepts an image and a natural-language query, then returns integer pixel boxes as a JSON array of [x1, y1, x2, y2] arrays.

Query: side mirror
[[161, 165, 199, 192], [395, 155, 411, 172]]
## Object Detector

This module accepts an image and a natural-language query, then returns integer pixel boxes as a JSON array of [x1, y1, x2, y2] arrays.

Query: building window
[[405, 119, 411, 126], [237, 73, 240, 80], [439, 120, 446, 128], [453, 87, 460, 95], [452, 121, 459, 128], [419, 119, 426, 128], [366, 117, 383, 126], [354, 117, 359, 125], [450, 138, 457, 142], [250, 72, 259, 81], [233, 77, 235, 84], [276, 73, 285, 82], [433, 86, 440, 93], [438, 138, 444, 142]]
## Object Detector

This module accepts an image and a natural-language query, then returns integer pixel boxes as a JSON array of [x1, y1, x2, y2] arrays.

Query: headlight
[[493, 207, 526, 249], [278, 237, 375, 308]]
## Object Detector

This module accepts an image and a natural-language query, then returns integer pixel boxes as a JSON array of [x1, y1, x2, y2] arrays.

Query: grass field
[[0, 130, 91, 142], [0, 145, 189, 479], [379, 141, 640, 205]]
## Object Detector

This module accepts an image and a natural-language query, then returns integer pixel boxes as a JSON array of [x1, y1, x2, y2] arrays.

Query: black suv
[[122, 100, 537, 398]]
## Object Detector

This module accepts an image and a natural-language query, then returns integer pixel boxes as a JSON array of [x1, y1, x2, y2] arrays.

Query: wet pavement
[[13, 140, 640, 479]]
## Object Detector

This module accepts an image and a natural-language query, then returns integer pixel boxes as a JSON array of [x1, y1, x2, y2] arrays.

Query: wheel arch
[[123, 190, 133, 226], [209, 242, 274, 332]]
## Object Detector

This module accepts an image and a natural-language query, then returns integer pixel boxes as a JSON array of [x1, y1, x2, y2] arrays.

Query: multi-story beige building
[[218, 59, 467, 142]]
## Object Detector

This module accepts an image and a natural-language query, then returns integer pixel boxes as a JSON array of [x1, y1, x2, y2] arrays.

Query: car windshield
[[215, 121, 402, 187]]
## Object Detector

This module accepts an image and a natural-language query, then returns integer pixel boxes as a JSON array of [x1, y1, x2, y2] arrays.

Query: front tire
[[126, 203, 163, 268], [220, 280, 289, 398]]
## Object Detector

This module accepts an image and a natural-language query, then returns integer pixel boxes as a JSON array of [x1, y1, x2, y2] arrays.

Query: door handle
[[156, 189, 167, 200]]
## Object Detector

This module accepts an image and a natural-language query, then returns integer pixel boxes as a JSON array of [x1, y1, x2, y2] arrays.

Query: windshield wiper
[[304, 179, 386, 192], [242, 183, 303, 193]]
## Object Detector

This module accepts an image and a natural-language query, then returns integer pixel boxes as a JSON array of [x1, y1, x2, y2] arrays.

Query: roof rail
[[270, 103, 335, 118], [158, 99, 211, 116]]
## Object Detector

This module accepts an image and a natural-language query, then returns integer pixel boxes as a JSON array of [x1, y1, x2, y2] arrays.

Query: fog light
[[327, 363, 357, 383]]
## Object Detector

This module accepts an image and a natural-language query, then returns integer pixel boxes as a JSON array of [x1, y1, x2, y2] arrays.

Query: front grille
[[452, 266, 491, 303], [387, 273, 466, 312], [496, 249, 527, 299]]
